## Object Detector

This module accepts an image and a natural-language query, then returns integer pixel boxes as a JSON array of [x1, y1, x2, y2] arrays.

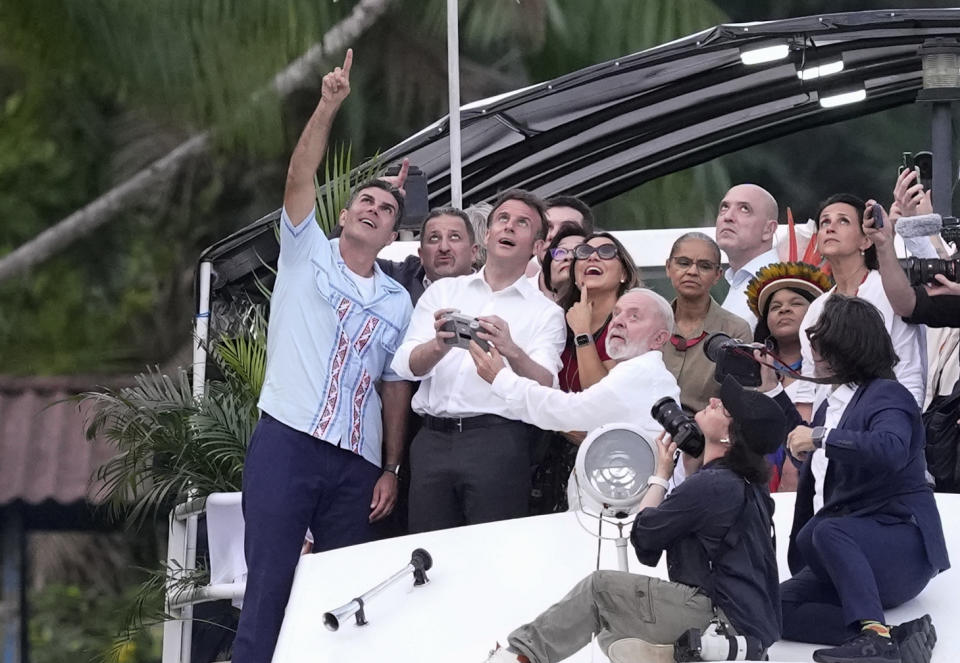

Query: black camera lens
[[651, 397, 705, 458], [899, 258, 960, 287]]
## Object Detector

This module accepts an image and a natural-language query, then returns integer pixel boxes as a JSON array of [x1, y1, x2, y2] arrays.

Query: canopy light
[[740, 43, 790, 65], [819, 87, 866, 108], [920, 38, 960, 90], [797, 59, 844, 81]]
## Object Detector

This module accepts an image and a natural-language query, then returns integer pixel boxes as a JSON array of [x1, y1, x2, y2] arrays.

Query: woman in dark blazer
[[771, 295, 949, 663]]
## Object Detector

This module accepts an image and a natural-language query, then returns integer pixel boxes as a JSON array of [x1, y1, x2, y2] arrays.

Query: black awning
[[199, 8, 960, 300]]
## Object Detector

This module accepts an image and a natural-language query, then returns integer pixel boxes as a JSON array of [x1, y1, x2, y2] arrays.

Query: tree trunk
[[0, 0, 396, 283]]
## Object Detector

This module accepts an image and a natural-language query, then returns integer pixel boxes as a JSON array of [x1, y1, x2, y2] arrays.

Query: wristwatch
[[383, 463, 401, 477], [574, 333, 593, 348], [811, 426, 826, 449]]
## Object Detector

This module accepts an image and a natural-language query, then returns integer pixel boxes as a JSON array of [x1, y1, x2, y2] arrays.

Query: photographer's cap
[[719, 376, 787, 455]]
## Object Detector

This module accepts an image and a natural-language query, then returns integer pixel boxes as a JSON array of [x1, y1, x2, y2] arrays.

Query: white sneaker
[[607, 637, 675, 663], [482, 643, 528, 662]]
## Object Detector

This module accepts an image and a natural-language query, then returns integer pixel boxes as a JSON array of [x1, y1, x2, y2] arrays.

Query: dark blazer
[[776, 379, 950, 576], [376, 255, 426, 306]]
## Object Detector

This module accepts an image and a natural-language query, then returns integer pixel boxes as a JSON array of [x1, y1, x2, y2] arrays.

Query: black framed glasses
[[574, 243, 619, 260], [669, 256, 719, 273]]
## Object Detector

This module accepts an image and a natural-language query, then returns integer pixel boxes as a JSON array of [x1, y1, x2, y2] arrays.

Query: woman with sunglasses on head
[[794, 194, 926, 413], [534, 222, 587, 302], [661, 232, 752, 414], [766, 295, 948, 663]]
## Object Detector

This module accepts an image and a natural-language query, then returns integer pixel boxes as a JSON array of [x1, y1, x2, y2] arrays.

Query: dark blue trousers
[[232, 413, 381, 663], [781, 513, 934, 645]]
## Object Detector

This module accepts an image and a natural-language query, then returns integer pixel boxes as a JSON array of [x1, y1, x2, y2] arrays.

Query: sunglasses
[[574, 243, 619, 260]]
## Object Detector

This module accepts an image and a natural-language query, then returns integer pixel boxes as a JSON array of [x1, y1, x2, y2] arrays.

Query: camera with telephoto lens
[[899, 257, 960, 286], [674, 621, 765, 662], [702, 332, 763, 388], [651, 398, 705, 458]]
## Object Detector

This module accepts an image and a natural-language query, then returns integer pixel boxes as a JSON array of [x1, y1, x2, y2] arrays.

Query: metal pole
[[931, 102, 954, 217], [446, 0, 463, 208], [165, 260, 213, 663], [192, 261, 212, 400]]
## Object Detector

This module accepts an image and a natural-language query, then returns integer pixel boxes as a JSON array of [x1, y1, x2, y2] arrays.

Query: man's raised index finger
[[342, 48, 353, 77], [395, 158, 410, 188]]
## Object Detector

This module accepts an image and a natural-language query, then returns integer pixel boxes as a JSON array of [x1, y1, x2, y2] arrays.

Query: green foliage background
[[3, 1, 960, 660]]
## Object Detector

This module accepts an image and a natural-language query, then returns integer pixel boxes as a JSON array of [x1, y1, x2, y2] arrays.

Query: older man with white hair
[[470, 288, 680, 442]]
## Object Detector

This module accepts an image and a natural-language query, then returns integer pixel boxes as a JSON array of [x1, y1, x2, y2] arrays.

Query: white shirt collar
[[725, 247, 780, 283]]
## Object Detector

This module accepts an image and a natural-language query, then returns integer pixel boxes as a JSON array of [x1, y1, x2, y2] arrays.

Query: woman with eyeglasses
[[534, 222, 587, 302], [661, 232, 752, 414], [529, 232, 640, 514]]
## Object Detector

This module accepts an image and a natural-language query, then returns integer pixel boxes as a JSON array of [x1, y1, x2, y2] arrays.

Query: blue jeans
[[231, 413, 381, 663]]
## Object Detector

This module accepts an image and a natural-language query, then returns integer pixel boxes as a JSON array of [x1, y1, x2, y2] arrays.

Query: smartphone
[[914, 151, 933, 192], [870, 203, 884, 229], [899, 151, 915, 176]]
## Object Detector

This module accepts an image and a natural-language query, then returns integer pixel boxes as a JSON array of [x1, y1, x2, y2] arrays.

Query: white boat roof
[[274, 492, 960, 663]]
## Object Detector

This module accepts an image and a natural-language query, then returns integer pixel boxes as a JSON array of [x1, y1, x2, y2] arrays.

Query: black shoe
[[892, 615, 936, 663], [812, 629, 900, 663], [891, 614, 936, 649]]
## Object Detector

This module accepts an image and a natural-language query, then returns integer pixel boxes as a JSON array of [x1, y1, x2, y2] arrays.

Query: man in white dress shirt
[[391, 189, 567, 532], [469, 288, 680, 455], [715, 184, 781, 331]]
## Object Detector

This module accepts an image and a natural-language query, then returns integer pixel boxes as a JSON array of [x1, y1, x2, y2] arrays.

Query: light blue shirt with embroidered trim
[[257, 207, 413, 468]]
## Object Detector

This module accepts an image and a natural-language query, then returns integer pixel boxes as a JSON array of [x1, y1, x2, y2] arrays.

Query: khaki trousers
[[507, 570, 720, 663]]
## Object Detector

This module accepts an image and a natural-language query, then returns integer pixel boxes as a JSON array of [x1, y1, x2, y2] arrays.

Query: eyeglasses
[[549, 247, 578, 261], [574, 243, 619, 260], [669, 256, 719, 273]]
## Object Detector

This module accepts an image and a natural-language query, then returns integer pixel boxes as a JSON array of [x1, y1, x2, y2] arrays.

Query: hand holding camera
[[437, 310, 489, 352]]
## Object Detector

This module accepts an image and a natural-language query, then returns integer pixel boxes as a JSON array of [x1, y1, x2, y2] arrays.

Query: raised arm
[[284, 49, 353, 225], [863, 195, 917, 318]]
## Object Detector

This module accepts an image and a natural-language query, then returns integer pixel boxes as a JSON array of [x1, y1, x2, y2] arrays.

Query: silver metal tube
[[323, 563, 417, 631]]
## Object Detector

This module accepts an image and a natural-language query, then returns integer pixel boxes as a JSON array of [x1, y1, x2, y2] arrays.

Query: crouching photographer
[[864, 198, 960, 492], [481, 377, 785, 663]]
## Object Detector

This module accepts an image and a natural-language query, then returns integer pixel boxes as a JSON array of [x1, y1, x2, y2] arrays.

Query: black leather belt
[[422, 413, 512, 433]]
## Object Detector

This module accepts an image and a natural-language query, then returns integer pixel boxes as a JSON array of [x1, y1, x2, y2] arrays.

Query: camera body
[[651, 397, 705, 458], [899, 257, 960, 286], [702, 333, 762, 388], [440, 312, 489, 351]]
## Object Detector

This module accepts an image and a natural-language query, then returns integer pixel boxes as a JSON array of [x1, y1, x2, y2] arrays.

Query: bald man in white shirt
[[715, 184, 780, 331]]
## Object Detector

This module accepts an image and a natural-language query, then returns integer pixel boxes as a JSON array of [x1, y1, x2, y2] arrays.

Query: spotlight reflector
[[797, 59, 844, 81], [740, 43, 790, 65], [575, 423, 657, 517], [819, 88, 866, 108]]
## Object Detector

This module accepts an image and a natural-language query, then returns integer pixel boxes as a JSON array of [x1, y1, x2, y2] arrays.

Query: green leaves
[[314, 143, 382, 234], [80, 317, 267, 527]]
